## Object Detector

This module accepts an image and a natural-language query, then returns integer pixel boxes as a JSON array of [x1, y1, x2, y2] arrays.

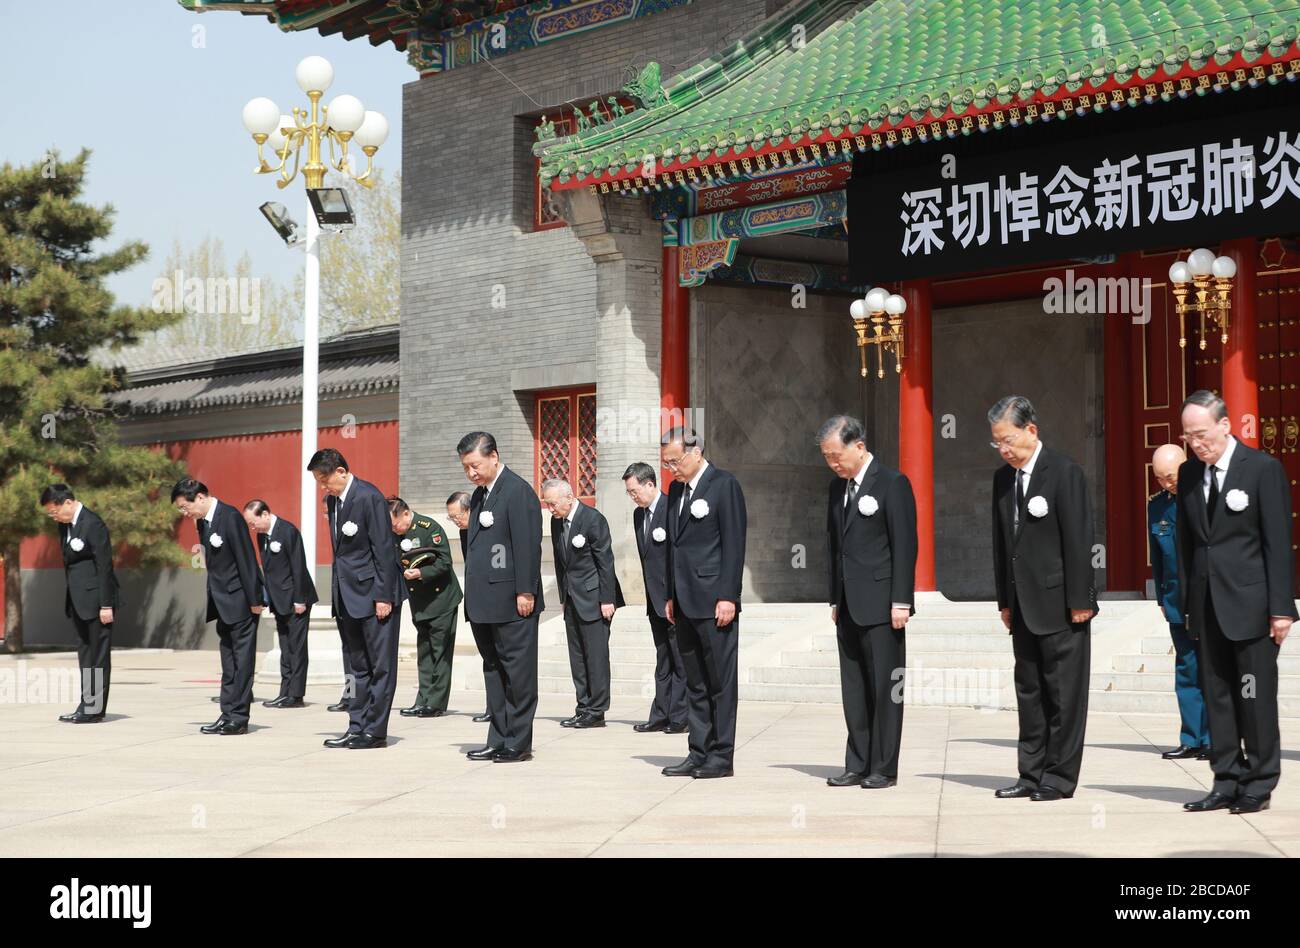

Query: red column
[[1221, 237, 1259, 448], [661, 245, 691, 488], [899, 280, 936, 592], [1103, 256, 1136, 592]]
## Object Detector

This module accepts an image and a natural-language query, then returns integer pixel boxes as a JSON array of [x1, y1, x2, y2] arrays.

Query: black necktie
[[844, 478, 858, 527], [1015, 469, 1026, 527], [1207, 465, 1220, 525], [643, 505, 652, 543], [681, 483, 692, 520]]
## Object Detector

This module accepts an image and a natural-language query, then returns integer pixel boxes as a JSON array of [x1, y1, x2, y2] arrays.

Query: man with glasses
[[659, 427, 748, 779], [988, 396, 1097, 801], [1177, 391, 1296, 815]]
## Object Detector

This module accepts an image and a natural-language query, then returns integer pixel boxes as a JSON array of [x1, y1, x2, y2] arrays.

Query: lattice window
[[538, 397, 572, 483], [534, 388, 597, 504], [577, 393, 598, 498]]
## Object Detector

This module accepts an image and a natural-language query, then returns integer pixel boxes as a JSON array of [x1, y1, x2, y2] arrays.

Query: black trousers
[[337, 604, 402, 739], [217, 614, 259, 728], [673, 610, 739, 769], [647, 612, 687, 727], [273, 610, 310, 699], [72, 614, 112, 715], [836, 602, 905, 778], [1009, 611, 1090, 795], [473, 613, 540, 753], [1198, 590, 1282, 798], [564, 600, 611, 716]]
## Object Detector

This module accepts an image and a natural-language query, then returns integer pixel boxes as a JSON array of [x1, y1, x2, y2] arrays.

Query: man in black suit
[[172, 478, 266, 735], [458, 431, 545, 763], [309, 449, 405, 749], [41, 484, 119, 723], [243, 500, 317, 709], [819, 416, 917, 789], [542, 478, 624, 729], [624, 462, 688, 734], [448, 490, 491, 724], [1177, 390, 1297, 815], [989, 396, 1097, 801], [660, 426, 747, 779]]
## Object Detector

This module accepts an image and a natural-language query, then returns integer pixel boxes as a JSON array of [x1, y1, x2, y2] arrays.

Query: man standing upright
[[1147, 444, 1210, 761], [624, 462, 688, 734], [243, 500, 317, 709], [458, 432, 545, 763], [309, 449, 406, 750], [172, 478, 265, 735], [542, 478, 624, 729], [818, 416, 917, 789], [1177, 391, 1296, 815], [989, 396, 1097, 801], [660, 426, 747, 779], [41, 484, 119, 723], [390, 496, 463, 718]]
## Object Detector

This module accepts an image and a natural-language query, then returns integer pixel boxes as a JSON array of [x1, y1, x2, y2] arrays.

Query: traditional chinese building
[[182, 0, 1300, 608]]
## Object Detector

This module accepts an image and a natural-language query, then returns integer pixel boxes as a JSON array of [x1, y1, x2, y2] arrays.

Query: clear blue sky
[[0, 0, 410, 309]]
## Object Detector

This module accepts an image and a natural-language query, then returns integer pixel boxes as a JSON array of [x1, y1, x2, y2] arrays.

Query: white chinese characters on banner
[[897, 130, 1300, 258]]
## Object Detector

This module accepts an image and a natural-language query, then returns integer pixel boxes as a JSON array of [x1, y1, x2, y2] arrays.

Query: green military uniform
[[395, 512, 463, 712]]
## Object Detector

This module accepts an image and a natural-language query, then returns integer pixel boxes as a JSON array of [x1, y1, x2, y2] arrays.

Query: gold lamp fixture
[[850, 287, 907, 378], [1168, 247, 1236, 350], [241, 55, 389, 191]]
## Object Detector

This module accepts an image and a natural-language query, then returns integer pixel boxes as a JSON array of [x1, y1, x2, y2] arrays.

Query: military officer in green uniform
[[389, 496, 463, 717]]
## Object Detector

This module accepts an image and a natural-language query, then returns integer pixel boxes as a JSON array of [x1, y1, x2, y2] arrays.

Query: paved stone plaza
[[1, 649, 1296, 858]]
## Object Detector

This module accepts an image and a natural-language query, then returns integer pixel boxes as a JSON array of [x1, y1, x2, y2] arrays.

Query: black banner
[[849, 103, 1300, 283]]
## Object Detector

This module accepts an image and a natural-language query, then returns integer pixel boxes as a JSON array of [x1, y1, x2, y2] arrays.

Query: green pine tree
[[0, 149, 189, 652]]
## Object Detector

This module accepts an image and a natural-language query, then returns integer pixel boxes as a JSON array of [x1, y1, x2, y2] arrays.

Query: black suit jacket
[[1175, 441, 1298, 640], [551, 501, 625, 622], [991, 445, 1098, 635], [326, 476, 405, 620], [827, 458, 918, 627], [460, 466, 545, 624], [202, 500, 266, 625], [665, 463, 747, 621], [633, 496, 671, 618], [59, 506, 119, 622], [259, 516, 318, 616]]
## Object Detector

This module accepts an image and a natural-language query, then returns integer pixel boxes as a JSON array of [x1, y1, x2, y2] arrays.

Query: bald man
[[1148, 444, 1209, 761]]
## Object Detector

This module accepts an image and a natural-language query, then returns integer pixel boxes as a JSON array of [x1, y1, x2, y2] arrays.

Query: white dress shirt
[[1203, 436, 1236, 501], [1013, 441, 1044, 526], [678, 460, 710, 515]]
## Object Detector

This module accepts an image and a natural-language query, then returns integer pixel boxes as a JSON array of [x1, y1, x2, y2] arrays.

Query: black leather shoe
[[399, 706, 424, 717], [200, 717, 228, 734], [217, 722, 248, 736], [1030, 786, 1067, 801], [1197, 747, 1211, 760], [348, 733, 387, 749], [324, 733, 359, 748], [634, 721, 668, 733], [493, 748, 533, 763], [1162, 744, 1201, 760], [662, 759, 701, 777], [58, 711, 81, 723], [573, 714, 606, 729], [664, 722, 689, 734], [327, 701, 351, 713], [827, 771, 865, 787], [1184, 791, 1237, 812], [466, 746, 501, 761], [1229, 794, 1270, 814], [995, 784, 1035, 799], [861, 774, 897, 790], [262, 696, 288, 708], [691, 765, 733, 779], [559, 715, 582, 728], [405, 707, 444, 718], [473, 712, 491, 723], [279, 698, 304, 708]]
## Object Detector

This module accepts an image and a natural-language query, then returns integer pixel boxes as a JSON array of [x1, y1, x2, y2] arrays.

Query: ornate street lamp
[[240, 56, 389, 581], [1168, 247, 1236, 350], [850, 287, 907, 378]]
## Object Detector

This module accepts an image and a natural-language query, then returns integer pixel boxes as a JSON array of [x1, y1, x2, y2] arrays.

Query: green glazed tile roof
[[538, 0, 1300, 188]]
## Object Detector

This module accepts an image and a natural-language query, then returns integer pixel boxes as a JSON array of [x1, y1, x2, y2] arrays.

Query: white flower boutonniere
[[341, 521, 359, 537], [690, 499, 709, 519], [1225, 489, 1249, 513], [269, 540, 282, 553], [858, 495, 879, 517], [571, 533, 586, 549], [479, 511, 494, 528], [652, 527, 667, 543], [1027, 496, 1049, 519], [68, 538, 85, 552], [209, 533, 224, 548], [400, 538, 414, 552]]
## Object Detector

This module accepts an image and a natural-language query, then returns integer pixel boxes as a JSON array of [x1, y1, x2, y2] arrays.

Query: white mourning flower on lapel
[[400, 538, 415, 552], [269, 540, 282, 553], [690, 499, 709, 519], [69, 538, 85, 552], [1225, 489, 1249, 513], [209, 533, 224, 548], [652, 527, 667, 543], [479, 511, 494, 528], [341, 521, 359, 537], [571, 533, 586, 549], [858, 495, 879, 517], [1027, 496, 1049, 519]]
